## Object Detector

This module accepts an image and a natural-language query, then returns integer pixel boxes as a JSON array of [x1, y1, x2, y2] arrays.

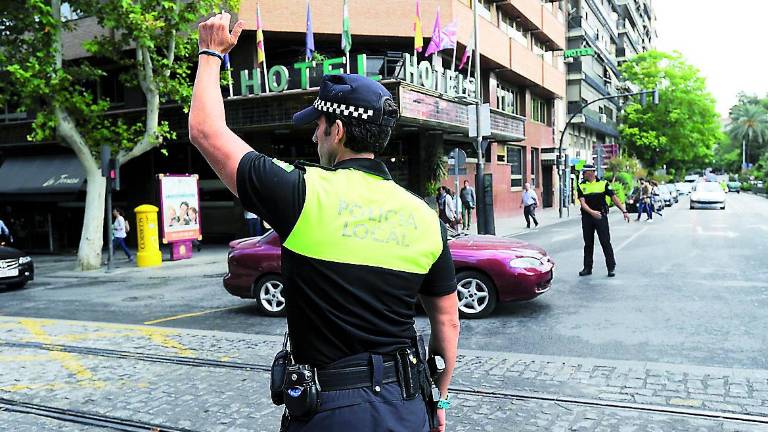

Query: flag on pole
[[255, 3, 266, 66], [414, 0, 424, 53], [440, 21, 458, 50], [341, 0, 352, 53], [424, 8, 442, 57], [305, 1, 315, 61], [459, 29, 474, 69]]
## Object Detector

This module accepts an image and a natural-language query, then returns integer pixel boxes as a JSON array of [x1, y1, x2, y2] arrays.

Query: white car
[[690, 182, 726, 210], [675, 182, 692, 195]]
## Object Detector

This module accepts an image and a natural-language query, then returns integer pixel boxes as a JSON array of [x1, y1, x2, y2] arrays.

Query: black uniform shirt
[[236, 151, 456, 367], [577, 179, 615, 216]]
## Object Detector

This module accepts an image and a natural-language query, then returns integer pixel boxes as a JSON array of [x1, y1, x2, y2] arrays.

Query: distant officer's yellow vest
[[578, 180, 609, 195], [283, 167, 442, 274]]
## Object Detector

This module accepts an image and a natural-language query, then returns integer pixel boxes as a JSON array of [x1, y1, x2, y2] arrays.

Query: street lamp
[[557, 88, 659, 218]]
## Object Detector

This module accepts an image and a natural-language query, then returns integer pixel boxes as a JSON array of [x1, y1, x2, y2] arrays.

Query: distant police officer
[[577, 164, 630, 277], [189, 13, 460, 432]]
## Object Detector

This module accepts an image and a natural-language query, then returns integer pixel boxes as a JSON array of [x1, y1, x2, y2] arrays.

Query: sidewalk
[[465, 205, 581, 237], [32, 244, 231, 282], [1, 316, 766, 431]]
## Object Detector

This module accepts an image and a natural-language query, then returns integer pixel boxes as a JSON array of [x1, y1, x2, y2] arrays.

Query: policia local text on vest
[[189, 15, 460, 432], [577, 165, 630, 278]]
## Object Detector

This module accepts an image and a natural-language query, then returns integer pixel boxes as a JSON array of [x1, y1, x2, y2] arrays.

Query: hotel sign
[[235, 52, 476, 100], [564, 48, 595, 58]]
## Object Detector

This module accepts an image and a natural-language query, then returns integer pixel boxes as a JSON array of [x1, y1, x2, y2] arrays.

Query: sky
[[653, 0, 768, 117]]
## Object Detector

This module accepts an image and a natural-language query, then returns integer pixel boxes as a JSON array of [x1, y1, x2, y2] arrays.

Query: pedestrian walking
[[437, 186, 457, 230], [460, 180, 475, 231], [520, 182, 539, 229], [577, 165, 629, 277], [112, 209, 132, 262], [636, 179, 653, 222], [244, 210, 264, 237], [188, 13, 459, 432]]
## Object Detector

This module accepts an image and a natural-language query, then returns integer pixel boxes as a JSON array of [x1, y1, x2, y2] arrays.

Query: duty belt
[[317, 361, 399, 391]]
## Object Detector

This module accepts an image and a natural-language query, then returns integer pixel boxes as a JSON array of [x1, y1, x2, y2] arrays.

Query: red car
[[223, 230, 554, 319]]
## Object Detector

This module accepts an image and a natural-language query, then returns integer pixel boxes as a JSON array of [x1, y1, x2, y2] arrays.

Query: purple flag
[[440, 21, 458, 50], [424, 8, 442, 57], [306, 1, 315, 61]]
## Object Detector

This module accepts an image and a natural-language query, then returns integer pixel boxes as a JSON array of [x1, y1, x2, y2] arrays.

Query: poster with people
[[159, 174, 201, 243]]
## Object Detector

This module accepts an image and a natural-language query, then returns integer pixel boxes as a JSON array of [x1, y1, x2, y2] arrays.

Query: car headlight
[[509, 257, 545, 268], [18, 256, 32, 264]]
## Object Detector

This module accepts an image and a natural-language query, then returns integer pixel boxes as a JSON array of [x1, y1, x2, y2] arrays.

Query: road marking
[[615, 227, 649, 252], [550, 233, 577, 242], [695, 226, 738, 238], [143, 306, 244, 325], [136, 327, 195, 357]]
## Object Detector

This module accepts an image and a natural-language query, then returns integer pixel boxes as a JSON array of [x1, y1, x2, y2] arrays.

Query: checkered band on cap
[[313, 98, 374, 120]]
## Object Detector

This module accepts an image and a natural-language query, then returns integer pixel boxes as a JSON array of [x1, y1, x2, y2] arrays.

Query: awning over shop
[[0, 154, 86, 194]]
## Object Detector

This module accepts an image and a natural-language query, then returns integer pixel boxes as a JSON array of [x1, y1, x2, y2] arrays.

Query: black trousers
[[582, 215, 616, 271], [523, 204, 538, 227]]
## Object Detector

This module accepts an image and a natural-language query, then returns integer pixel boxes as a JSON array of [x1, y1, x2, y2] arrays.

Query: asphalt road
[[2, 192, 767, 371]]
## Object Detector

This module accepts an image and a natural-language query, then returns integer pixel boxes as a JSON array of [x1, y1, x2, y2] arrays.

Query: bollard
[[134, 204, 162, 267]]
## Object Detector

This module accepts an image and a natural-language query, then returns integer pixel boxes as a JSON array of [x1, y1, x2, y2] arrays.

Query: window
[[0, 102, 26, 123], [531, 97, 551, 125], [496, 84, 523, 116], [530, 148, 539, 187], [476, 0, 492, 21], [500, 15, 527, 45], [507, 146, 524, 189]]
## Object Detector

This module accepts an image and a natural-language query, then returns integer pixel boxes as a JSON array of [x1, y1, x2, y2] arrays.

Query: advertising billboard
[[158, 174, 201, 243]]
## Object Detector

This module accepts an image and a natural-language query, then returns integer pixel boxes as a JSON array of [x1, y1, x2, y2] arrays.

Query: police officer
[[189, 13, 460, 432], [577, 164, 630, 277]]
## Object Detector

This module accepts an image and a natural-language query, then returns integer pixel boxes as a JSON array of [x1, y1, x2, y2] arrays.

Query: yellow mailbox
[[134, 204, 162, 267]]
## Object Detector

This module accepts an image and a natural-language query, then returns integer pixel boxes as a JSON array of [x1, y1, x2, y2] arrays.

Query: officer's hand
[[623, 212, 630, 223], [591, 211, 602, 220], [431, 409, 446, 432], [198, 12, 244, 54]]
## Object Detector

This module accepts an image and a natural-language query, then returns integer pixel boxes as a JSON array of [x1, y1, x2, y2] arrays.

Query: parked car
[[224, 230, 555, 319], [0, 246, 34, 289], [675, 182, 692, 195], [655, 186, 674, 206], [727, 181, 741, 193], [662, 184, 679, 203], [690, 182, 726, 210]]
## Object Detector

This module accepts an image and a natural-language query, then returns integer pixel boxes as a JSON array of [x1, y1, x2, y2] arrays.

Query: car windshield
[[697, 182, 722, 192]]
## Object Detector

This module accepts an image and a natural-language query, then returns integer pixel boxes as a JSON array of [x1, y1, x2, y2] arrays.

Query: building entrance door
[[542, 166, 553, 208]]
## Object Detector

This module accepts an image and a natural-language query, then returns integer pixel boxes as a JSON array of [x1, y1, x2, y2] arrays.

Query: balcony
[[568, 106, 619, 137], [493, 0, 565, 50]]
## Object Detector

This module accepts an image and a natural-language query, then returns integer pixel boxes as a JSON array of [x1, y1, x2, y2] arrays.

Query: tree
[[0, 0, 236, 270], [619, 51, 723, 174], [726, 102, 768, 168]]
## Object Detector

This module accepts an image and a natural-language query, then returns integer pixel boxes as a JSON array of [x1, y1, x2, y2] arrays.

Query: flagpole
[[346, 52, 350, 74], [262, 61, 270, 94], [227, 69, 234, 98], [451, 46, 457, 73]]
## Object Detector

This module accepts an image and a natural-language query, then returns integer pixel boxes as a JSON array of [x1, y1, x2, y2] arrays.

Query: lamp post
[[558, 88, 659, 218], [471, 0, 486, 234]]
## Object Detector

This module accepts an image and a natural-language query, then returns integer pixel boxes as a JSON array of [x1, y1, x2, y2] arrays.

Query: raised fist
[[198, 12, 244, 54]]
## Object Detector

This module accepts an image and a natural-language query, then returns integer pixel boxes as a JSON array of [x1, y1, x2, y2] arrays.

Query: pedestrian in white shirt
[[520, 183, 539, 229], [112, 209, 133, 262]]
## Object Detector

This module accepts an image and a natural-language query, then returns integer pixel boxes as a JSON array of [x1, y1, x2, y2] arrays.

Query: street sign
[[448, 148, 467, 176], [468, 103, 491, 138]]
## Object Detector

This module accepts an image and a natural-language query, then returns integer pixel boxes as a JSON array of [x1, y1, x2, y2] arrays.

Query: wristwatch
[[435, 393, 451, 410]]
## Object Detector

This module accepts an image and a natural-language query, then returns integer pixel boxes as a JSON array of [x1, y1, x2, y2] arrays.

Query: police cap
[[292, 74, 397, 127]]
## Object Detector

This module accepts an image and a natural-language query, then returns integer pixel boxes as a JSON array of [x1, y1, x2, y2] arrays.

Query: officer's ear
[[333, 119, 346, 146]]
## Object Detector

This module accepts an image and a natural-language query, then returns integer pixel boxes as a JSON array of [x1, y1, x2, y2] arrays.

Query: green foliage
[[741, 182, 752, 191], [608, 182, 626, 207], [0, 0, 239, 159], [725, 97, 768, 170], [619, 51, 723, 173], [607, 156, 646, 180]]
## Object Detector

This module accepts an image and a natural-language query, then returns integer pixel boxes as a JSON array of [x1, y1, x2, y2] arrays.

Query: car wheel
[[455, 271, 497, 319], [253, 275, 287, 317]]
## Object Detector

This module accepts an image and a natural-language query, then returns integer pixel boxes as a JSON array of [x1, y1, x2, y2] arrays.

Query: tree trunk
[[77, 171, 106, 271]]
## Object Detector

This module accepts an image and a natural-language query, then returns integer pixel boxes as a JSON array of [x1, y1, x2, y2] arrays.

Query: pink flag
[[459, 30, 474, 69], [424, 8, 442, 57], [440, 21, 458, 50]]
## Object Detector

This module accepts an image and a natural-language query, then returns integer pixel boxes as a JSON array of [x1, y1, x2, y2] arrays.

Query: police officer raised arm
[[189, 13, 459, 432]]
